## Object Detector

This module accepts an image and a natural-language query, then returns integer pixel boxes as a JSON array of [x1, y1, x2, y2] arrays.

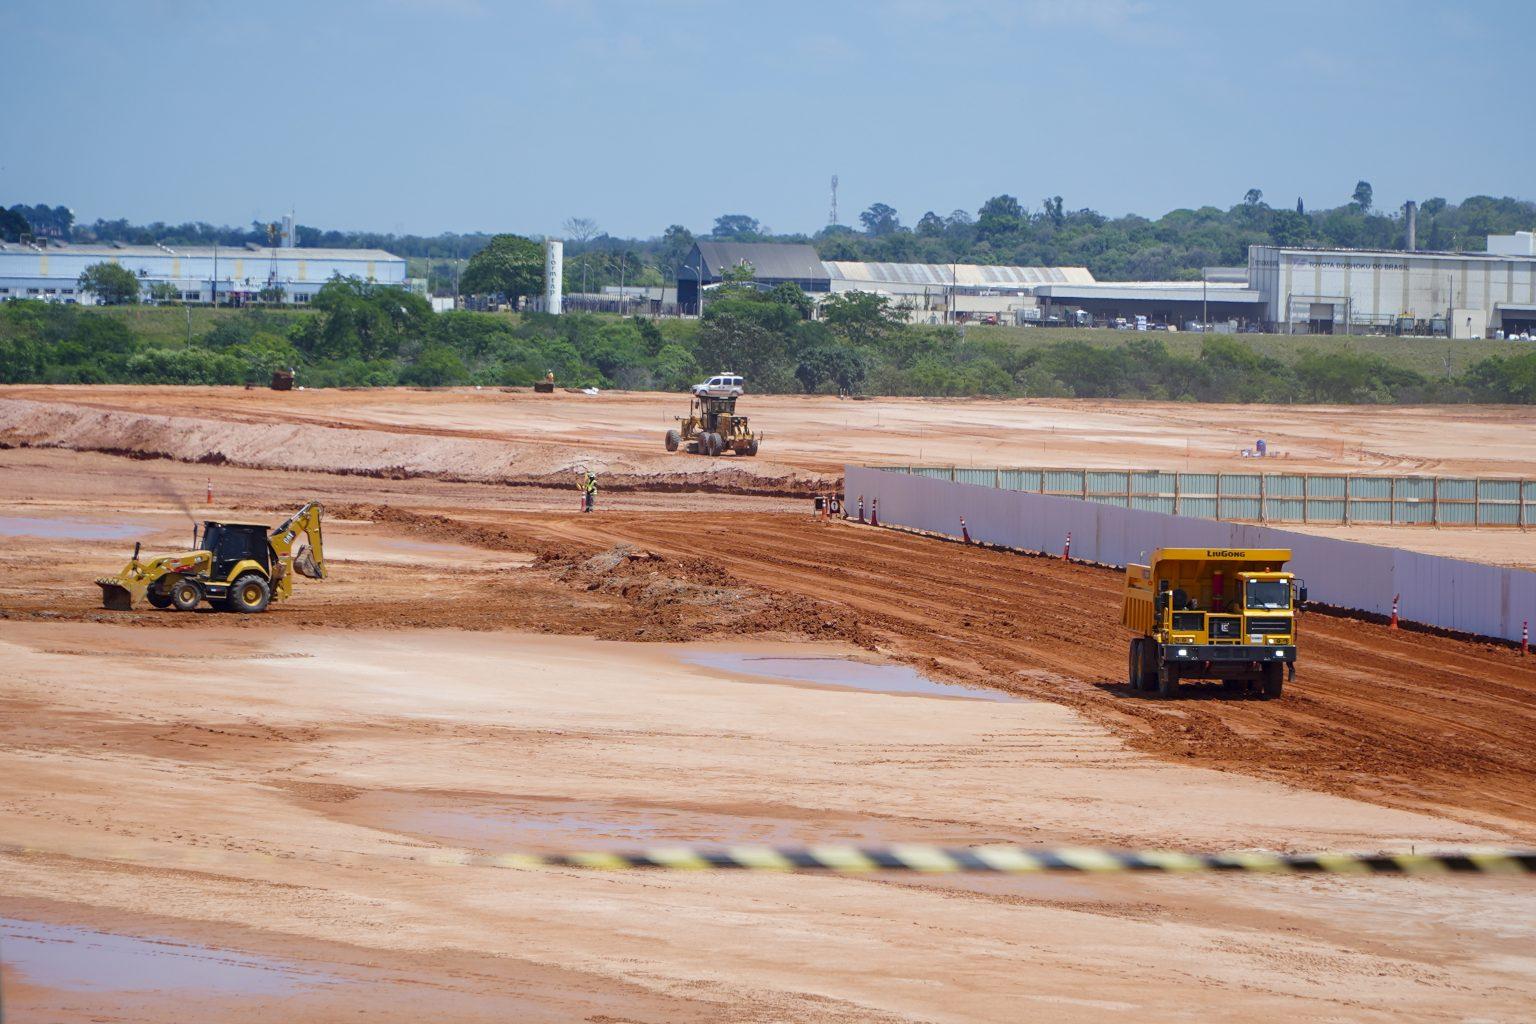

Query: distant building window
[[183, 291, 200, 300], [44, 288, 56, 294], [61, 288, 74, 294], [27, 288, 40, 294], [292, 293, 308, 303]]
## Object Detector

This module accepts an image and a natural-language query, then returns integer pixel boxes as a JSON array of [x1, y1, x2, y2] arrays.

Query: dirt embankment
[[0, 397, 836, 497]]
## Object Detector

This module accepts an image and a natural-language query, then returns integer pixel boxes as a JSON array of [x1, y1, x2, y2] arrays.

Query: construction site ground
[[3, 386, 1536, 1022]]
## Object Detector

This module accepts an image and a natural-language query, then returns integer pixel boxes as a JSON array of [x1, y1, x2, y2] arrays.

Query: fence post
[[1126, 473, 1134, 510], [1081, 474, 1088, 501], [1522, 480, 1528, 530], [1433, 476, 1440, 526], [1259, 474, 1267, 524], [1302, 474, 1309, 524], [994, 467, 1001, 489], [1389, 477, 1397, 525], [1174, 473, 1182, 516], [1475, 479, 1482, 527], [950, 466, 957, 482], [1343, 475, 1351, 526]]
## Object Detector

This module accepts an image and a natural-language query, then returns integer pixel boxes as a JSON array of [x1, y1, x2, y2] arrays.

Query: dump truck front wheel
[[229, 573, 271, 614], [1156, 662, 1180, 699], [168, 579, 201, 611], [146, 588, 173, 609], [1259, 661, 1284, 700], [664, 428, 681, 452]]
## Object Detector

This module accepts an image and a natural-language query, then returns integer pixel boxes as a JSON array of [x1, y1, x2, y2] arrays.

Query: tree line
[[3, 282, 1534, 405], [9, 189, 1531, 294]]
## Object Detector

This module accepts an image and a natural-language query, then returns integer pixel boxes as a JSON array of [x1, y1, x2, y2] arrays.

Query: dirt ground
[[3, 389, 1536, 1021]]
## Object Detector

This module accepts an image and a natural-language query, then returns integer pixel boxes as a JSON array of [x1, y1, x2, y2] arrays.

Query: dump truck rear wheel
[[1156, 663, 1180, 699], [1127, 639, 1143, 690], [664, 428, 680, 452], [168, 579, 201, 612], [146, 588, 173, 609], [1259, 662, 1284, 700], [229, 573, 271, 614]]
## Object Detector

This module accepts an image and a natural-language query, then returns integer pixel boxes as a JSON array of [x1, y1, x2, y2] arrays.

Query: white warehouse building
[[0, 241, 406, 305], [1249, 232, 1536, 338]]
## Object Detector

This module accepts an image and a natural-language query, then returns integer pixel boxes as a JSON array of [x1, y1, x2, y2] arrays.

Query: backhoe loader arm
[[271, 501, 325, 579]]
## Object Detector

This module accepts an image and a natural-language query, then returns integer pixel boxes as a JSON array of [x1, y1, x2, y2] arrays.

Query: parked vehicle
[[691, 373, 744, 398]]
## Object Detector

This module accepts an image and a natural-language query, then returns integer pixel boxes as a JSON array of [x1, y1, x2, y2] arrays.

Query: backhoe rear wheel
[[168, 578, 201, 612], [146, 588, 174, 609], [229, 573, 271, 614]]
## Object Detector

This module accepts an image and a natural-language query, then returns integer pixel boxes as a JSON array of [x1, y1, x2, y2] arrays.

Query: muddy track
[[498, 510, 1536, 836]]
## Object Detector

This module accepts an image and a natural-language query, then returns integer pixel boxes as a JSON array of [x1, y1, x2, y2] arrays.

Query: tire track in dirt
[[510, 511, 1536, 836]]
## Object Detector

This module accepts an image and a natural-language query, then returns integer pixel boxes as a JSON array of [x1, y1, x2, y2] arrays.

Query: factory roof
[[826, 261, 1094, 288], [692, 242, 828, 282], [1034, 281, 1263, 304], [0, 242, 402, 261]]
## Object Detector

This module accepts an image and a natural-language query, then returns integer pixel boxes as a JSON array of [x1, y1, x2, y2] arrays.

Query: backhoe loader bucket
[[97, 577, 139, 610], [293, 547, 324, 580]]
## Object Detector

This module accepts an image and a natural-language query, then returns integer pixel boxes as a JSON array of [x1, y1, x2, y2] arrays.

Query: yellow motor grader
[[664, 395, 760, 457], [96, 501, 325, 613]]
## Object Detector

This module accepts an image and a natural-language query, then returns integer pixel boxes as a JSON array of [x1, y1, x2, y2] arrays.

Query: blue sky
[[2, 0, 1530, 239]]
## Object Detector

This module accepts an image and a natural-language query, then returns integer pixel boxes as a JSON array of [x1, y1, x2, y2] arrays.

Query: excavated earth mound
[[0, 398, 835, 497]]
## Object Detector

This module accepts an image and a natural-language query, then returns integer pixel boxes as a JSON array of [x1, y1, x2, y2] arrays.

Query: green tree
[[77, 261, 141, 305], [147, 281, 181, 304], [1, 206, 31, 242], [859, 202, 901, 236], [976, 194, 1025, 242], [1351, 180, 1374, 211], [820, 291, 904, 347], [711, 214, 761, 240], [915, 211, 945, 237], [460, 233, 544, 301]]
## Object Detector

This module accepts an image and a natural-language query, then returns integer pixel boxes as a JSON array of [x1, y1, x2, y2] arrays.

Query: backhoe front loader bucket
[[96, 577, 141, 610]]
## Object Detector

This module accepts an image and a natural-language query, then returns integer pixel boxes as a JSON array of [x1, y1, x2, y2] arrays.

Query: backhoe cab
[[97, 501, 326, 614]]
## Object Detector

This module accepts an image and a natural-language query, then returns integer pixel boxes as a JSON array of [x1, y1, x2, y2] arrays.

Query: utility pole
[[212, 241, 218, 308], [1202, 267, 1208, 329]]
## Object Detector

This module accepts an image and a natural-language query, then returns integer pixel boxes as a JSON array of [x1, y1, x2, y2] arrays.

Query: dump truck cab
[[1123, 547, 1305, 699]]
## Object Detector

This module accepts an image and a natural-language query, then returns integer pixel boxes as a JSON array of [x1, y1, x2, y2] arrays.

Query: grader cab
[[664, 395, 760, 457]]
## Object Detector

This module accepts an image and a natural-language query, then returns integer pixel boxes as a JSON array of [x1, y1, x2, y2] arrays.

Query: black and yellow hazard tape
[[428, 845, 1536, 875], [7, 842, 1534, 876]]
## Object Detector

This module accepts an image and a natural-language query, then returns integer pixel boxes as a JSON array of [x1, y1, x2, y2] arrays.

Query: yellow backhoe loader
[[96, 501, 326, 613]]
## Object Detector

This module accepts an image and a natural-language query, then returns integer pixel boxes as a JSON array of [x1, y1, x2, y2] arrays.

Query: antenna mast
[[829, 174, 839, 227]]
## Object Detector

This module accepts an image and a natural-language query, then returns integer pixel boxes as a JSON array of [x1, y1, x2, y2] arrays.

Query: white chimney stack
[[545, 239, 564, 314]]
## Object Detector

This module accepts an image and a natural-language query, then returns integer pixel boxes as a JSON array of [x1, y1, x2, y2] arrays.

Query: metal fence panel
[[1350, 478, 1391, 500], [954, 468, 995, 487], [1221, 474, 1261, 497], [1131, 471, 1177, 495], [1306, 500, 1345, 522], [1266, 498, 1306, 521], [1219, 497, 1262, 520], [1480, 503, 1521, 525], [998, 469, 1042, 492], [1179, 473, 1219, 497], [1307, 476, 1345, 498], [1181, 497, 1218, 518], [1397, 477, 1434, 500], [1393, 502, 1435, 524], [1265, 474, 1305, 498], [1043, 469, 1085, 494], [1438, 502, 1478, 525], [848, 466, 1535, 644], [1439, 478, 1476, 501], [1086, 471, 1129, 496], [913, 466, 950, 480], [1130, 496, 1176, 514], [1349, 500, 1392, 523], [1480, 479, 1520, 501]]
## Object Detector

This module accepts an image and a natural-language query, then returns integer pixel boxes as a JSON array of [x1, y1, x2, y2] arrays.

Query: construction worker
[[581, 470, 598, 513]]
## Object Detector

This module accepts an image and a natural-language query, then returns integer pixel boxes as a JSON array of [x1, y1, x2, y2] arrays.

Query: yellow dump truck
[[1122, 547, 1305, 699]]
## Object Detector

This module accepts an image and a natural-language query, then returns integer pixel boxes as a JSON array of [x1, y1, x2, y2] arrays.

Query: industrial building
[[1249, 232, 1536, 337], [0, 240, 406, 305], [676, 242, 829, 311], [679, 236, 1536, 337]]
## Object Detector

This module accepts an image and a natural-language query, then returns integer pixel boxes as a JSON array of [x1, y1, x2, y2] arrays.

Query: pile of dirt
[[0, 398, 835, 497]]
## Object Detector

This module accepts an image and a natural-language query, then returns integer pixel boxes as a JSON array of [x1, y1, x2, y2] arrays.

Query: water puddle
[[684, 652, 1019, 703], [335, 791, 962, 851], [0, 516, 144, 541], [0, 918, 343, 995]]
